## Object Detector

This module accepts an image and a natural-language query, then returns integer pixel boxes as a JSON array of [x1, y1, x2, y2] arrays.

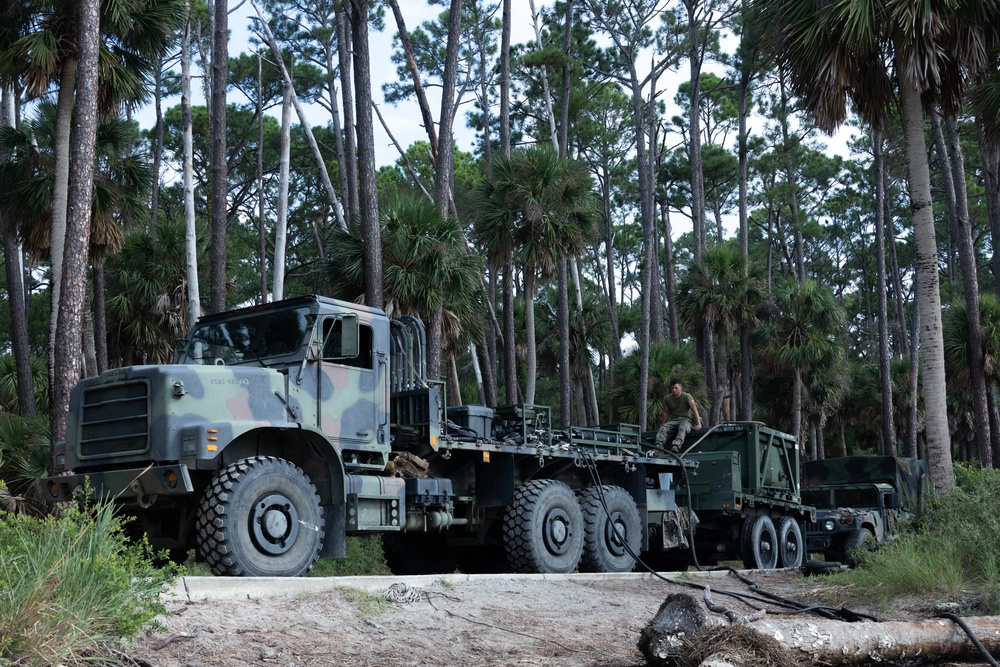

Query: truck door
[[317, 315, 378, 445]]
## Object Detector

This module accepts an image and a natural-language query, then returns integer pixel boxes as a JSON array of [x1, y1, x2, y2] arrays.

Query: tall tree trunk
[[873, 129, 896, 454], [257, 54, 267, 303], [737, 23, 754, 421], [524, 270, 538, 405], [48, 57, 78, 387], [558, 257, 571, 426], [898, 71, 952, 494], [273, 84, 291, 301], [51, 0, 100, 449], [209, 0, 229, 313], [499, 0, 511, 157], [603, 164, 621, 360], [434, 0, 462, 217], [661, 202, 679, 345], [944, 112, 991, 467], [337, 5, 359, 225], [150, 60, 165, 230], [685, 0, 706, 260], [1, 86, 35, 416], [254, 3, 345, 235], [977, 119, 1000, 295], [387, 0, 439, 158], [503, 257, 518, 404], [182, 3, 200, 328], [350, 0, 382, 311], [93, 260, 107, 373]]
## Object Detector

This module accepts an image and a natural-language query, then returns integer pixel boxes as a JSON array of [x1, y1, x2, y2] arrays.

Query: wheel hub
[[604, 512, 628, 557], [250, 493, 301, 555], [543, 508, 573, 555]]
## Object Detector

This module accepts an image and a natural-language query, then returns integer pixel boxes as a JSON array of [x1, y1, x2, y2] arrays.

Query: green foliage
[[310, 536, 392, 577], [0, 501, 177, 665], [0, 353, 48, 415], [0, 413, 49, 508], [605, 341, 704, 429], [827, 465, 1000, 612]]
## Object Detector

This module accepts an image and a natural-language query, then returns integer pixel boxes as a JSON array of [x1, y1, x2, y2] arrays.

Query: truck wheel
[[843, 528, 877, 568], [739, 514, 778, 570], [503, 479, 584, 574], [775, 516, 804, 568], [578, 486, 641, 573], [196, 456, 324, 577]]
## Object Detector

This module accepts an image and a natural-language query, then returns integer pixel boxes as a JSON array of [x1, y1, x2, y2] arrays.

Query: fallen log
[[639, 592, 1000, 666]]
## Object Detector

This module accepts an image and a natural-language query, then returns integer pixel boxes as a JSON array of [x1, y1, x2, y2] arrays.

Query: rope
[[381, 582, 423, 603]]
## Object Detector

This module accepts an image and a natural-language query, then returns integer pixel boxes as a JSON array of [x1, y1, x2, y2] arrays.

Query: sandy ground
[[127, 567, 960, 667]]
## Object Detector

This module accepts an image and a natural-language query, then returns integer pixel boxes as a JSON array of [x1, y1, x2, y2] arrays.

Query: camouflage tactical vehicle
[[802, 456, 929, 564], [40, 295, 809, 577]]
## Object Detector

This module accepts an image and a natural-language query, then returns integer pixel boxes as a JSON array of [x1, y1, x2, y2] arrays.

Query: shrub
[[829, 464, 1000, 612], [310, 535, 392, 577], [0, 500, 177, 666]]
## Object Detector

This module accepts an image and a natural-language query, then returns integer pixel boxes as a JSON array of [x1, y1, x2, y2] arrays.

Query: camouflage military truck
[[802, 456, 929, 564], [41, 295, 708, 577], [664, 423, 815, 571]]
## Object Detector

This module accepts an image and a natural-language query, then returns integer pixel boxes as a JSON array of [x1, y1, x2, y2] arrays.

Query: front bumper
[[40, 464, 195, 506]]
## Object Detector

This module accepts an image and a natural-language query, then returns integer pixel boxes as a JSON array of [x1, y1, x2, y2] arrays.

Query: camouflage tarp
[[803, 456, 929, 511]]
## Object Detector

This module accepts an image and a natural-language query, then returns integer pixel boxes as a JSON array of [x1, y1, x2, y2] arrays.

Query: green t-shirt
[[664, 391, 694, 420]]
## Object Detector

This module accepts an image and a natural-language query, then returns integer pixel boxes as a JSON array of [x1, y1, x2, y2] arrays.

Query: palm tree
[[105, 220, 190, 366], [605, 340, 704, 430], [0, 104, 152, 372], [753, 0, 1000, 492], [476, 145, 598, 405], [677, 241, 764, 425], [753, 278, 845, 453], [325, 192, 485, 382]]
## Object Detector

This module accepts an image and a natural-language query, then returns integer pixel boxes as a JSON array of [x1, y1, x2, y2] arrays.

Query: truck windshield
[[182, 306, 312, 366]]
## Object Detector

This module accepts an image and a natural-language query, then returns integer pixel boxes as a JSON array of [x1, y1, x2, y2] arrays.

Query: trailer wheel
[[739, 514, 778, 569], [578, 486, 641, 573], [196, 456, 324, 577], [503, 479, 584, 574], [775, 516, 804, 568]]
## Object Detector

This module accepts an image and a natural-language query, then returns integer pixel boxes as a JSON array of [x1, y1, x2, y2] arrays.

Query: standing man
[[654, 379, 702, 452]]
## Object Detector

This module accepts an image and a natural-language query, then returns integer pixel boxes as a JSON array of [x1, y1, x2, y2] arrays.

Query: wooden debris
[[638, 592, 1000, 666]]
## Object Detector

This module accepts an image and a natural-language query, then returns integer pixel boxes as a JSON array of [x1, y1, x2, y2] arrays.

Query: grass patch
[[173, 535, 392, 577], [821, 464, 1000, 613], [338, 586, 393, 617], [0, 501, 177, 666]]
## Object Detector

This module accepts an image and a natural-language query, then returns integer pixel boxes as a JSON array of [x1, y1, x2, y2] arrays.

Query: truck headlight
[[823, 519, 835, 531]]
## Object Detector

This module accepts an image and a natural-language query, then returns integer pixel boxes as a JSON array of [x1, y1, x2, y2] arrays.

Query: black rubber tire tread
[[739, 514, 778, 570], [843, 528, 877, 568], [502, 479, 584, 574], [578, 485, 641, 573], [775, 516, 804, 568], [196, 456, 324, 577]]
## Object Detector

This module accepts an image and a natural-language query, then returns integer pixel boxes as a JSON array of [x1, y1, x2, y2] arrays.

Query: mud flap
[[320, 503, 347, 559], [661, 507, 698, 551]]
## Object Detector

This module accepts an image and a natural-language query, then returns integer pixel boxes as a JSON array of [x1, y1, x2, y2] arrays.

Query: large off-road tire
[[739, 514, 778, 570], [196, 456, 324, 577], [775, 516, 804, 568], [503, 479, 584, 574], [843, 528, 877, 568], [578, 485, 641, 573]]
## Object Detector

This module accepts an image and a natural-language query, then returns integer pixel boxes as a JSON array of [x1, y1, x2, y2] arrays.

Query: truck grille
[[79, 381, 150, 457]]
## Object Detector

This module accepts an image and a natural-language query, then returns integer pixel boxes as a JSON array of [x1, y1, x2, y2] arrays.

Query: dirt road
[[130, 568, 942, 667]]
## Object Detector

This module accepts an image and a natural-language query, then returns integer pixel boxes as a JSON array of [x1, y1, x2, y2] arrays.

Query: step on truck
[[41, 294, 810, 576]]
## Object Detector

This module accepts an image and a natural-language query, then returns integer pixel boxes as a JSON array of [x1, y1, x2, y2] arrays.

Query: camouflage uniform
[[655, 391, 696, 450]]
